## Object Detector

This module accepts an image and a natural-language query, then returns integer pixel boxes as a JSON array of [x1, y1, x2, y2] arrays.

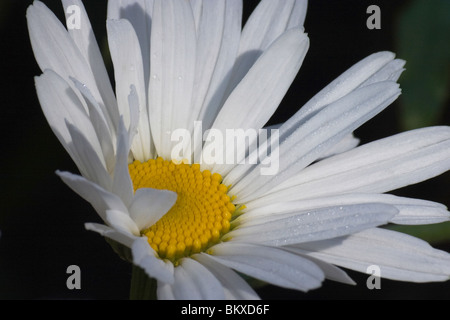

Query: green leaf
[[396, 0, 450, 130]]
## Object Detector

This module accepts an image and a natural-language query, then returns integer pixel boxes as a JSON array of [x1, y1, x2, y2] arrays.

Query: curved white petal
[[85, 222, 136, 248], [165, 258, 226, 300], [112, 118, 135, 207], [66, 122, 111, 189], [107, 18, 152, 161], [57, 171, 127, 222], [35, 70, 104, 167], [132, 237, 174, 284], [318, 133, 360, 160], [205, 29, 309, 174], [194, 253, 260, 300], [189, 0, 226, 128], [227, 203, 397, 246], [390, 201, 450, 225], [157, 281, 175, 299], [230, 81, 401, 201], [189, 0, 202, 30], [360, 59, 405, 87], [126, 85, 142, 145], [225, 0, 306, 96], [129, 188, 177, 231], [210, 28, 308, 136], [280, 52, 401, 139], [107, 0, 154, 90], [287, 0, 308, 29], [240, 0, 300, 51], [62, 0, 119, 131], [280, 250, 356, 285], [293, 228, 450, 282], [224, 52, 404, 187], [252, 126, 450, 205], [71, 78, 116, 173], [106, 209, 140, 236], [27, 1, 117, 132], [243, 193, 450, 226], [208, 242, 325, 292], [148, 0, 197, 158], [196, 0, 243, 133]]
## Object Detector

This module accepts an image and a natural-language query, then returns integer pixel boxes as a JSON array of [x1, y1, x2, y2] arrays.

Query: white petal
[[157, 281, 175, 299], [227, 203, 397, 246], [105, 209, 140, 236], [127, 85, 141, 145], [294, 228, 450, 282], [132, 237, 174, 284], [129, 188, 177, 231], [85, 222, 136, 248], [206, 29, 309, 174], [390, 200, 450, 225], [196, 0, 243, 132], [107, 0, 154, 90], [287, 0, 308, 29], [208, 242, 324, 292], [27, 1, 117, 132], [169, 258, 225, 300], [244, 193, 450, 226], [189, 0, 226, 122], [112, 118, 135, 206], [71, 78, 116, 173], [148, 0, 197, 158], [296, 254, 356, 285], [57, 171, 127, 222], [318, 133, 360, 160], [241, 0, 300, 50], [194, 253, 260, 300], [186, 1, 239, 157], [66, 122, 111, 189], [231, 81, 401, 201], [360, 59, 406, 87], [255, 126, 450, 205], [225, 0, 304, 95], [189, 0, 202, 30], [107, 18, 152, 161], [35, 70, 103, 165], [280, 52, 399, 137], [225, 52, 404, 189], [211, 28, 308, 135], [62, 0, 119, 131]]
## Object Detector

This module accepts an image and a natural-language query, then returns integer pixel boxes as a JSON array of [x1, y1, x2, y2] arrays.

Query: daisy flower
[[27, 0, 450, 299]]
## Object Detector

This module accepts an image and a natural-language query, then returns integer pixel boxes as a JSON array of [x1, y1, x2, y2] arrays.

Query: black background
[[0, 0, 449, 300]]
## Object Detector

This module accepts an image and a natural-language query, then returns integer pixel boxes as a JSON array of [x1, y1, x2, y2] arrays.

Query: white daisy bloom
[[27, 0, 450, 300]]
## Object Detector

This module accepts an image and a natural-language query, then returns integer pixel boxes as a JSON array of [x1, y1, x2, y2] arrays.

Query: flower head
[[28, 0, 450, 299]]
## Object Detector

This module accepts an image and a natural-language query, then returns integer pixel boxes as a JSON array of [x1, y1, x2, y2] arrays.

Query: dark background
[[0, 0, 449, 300]]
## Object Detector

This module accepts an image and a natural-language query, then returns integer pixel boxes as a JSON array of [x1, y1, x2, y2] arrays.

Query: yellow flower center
[[128, 157, 235, 263]]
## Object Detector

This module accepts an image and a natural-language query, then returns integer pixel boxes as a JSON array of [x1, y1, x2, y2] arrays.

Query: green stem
[[129, 265, 157, 300]]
